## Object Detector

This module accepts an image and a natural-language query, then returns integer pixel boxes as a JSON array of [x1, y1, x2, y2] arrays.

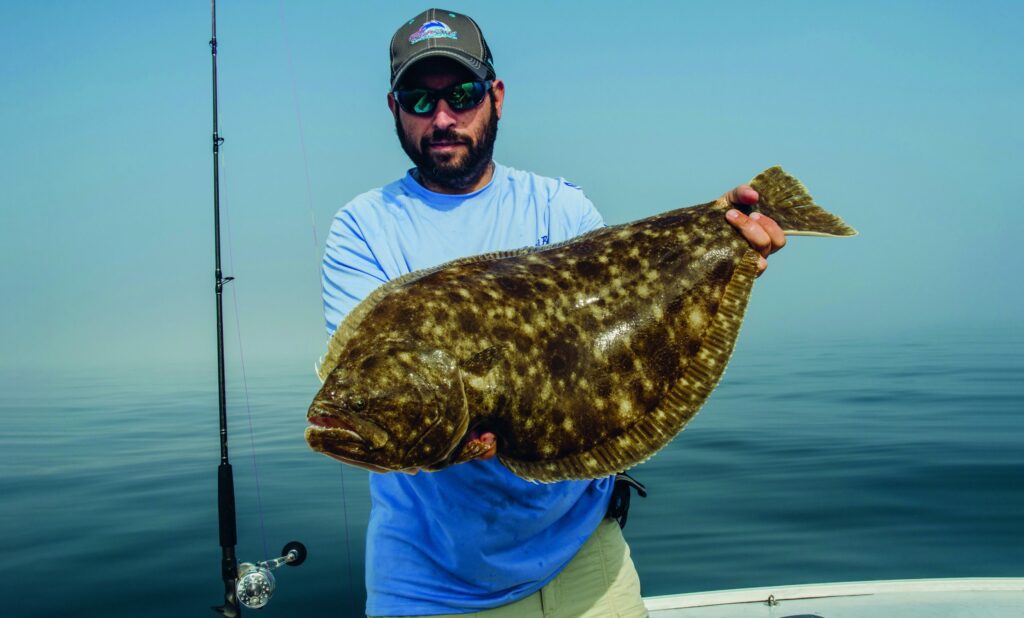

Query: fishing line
[[277, 6, 322, 261], [275, 2, 360, 614], [219, 142, 271, 564]]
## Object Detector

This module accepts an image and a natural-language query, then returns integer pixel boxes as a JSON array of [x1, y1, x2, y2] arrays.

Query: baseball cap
[[390, 8, 495, 90]]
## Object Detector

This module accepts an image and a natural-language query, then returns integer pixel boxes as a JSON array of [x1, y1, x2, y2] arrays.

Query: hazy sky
[[1, 1, 1021, 372]]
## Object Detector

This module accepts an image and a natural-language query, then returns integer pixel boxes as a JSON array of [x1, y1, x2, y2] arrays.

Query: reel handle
[[235, 541, 307, 609]]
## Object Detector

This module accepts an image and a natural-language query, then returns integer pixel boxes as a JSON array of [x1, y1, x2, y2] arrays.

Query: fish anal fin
[[501, 251, 760, 482]]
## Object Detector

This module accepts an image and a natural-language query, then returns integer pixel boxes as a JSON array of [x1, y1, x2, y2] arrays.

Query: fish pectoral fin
[[460, 345, 507, 376]]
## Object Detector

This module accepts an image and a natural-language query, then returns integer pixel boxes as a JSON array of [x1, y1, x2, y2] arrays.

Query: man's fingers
[[723, 184, 783, 278], [477, 433, 497, 458], [750, 212, 786, 254], [726, 209, 773, 256], [725, 185, 759, 206], [474, 432, 498, 461]]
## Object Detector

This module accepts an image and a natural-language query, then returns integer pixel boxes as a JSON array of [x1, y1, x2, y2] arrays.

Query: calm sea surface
[[2, 330, 1021, 617]]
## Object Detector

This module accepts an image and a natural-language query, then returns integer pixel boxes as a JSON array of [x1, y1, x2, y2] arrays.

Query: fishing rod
[[209, 1, 305, 615]]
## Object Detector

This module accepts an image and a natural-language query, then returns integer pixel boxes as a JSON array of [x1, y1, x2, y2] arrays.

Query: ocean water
[[1, 330, 1021, 617]]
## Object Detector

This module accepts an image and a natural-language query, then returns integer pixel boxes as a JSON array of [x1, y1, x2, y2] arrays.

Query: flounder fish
[[306, 167, 856, 482]]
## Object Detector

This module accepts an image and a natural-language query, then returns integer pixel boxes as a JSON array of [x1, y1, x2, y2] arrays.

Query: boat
[[644, 577, 1024, 617]]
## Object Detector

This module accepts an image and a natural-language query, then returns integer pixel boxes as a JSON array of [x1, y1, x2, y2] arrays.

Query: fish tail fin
[[747, 166, 858, 237]]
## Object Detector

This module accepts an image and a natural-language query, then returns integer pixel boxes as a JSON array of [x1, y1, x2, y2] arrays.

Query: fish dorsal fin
[[318, 226, 614, 382], [319, 247, 537, 382], [500, 251, 761, 482], [318, 224, 618, 382]]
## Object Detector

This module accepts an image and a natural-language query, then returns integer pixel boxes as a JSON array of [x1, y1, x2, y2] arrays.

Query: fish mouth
[[305, 404, 396, 475], [306, 405, 390, 447], [304, 413, 404, 474], [306, 413, 368, 444]]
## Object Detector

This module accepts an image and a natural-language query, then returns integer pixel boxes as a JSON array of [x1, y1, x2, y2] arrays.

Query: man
[[321, 9, 786, 617]]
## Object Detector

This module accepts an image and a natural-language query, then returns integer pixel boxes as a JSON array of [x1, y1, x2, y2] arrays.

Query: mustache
[[422, 129, 471, 146]]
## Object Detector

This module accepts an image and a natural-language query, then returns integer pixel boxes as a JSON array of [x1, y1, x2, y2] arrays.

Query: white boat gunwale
[[643, 577, 1024, 610]]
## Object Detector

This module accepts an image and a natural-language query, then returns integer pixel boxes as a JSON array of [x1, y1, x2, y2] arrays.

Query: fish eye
[[350, 397, 367, 411]]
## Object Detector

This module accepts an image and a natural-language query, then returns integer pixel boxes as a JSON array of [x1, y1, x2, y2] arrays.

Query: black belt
[[605, 472, 647, 529]]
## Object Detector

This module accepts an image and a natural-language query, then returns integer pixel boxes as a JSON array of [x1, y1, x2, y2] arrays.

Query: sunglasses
[[392, 80, 493, 116]]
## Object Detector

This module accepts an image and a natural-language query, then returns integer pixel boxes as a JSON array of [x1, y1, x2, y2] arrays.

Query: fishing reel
[[235, 541, 307, 609]]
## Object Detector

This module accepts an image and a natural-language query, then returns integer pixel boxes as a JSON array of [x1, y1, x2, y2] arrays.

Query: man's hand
[[723, 185, 786, 275], [464, 430, 498, 461], [401, 431, 497, 475]]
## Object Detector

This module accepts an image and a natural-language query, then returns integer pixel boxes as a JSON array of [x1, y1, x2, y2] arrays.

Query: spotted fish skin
[[306, 167, 856, 481]]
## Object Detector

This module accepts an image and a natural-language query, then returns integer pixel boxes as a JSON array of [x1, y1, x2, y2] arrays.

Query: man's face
[[389, 58, 504, 191]]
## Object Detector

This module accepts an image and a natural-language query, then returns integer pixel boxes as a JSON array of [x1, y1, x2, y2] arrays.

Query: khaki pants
[[375, 518, 647, 618]]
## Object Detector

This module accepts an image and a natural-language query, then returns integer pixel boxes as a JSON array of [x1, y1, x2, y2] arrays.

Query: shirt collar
[[400, 163, 502, 205]]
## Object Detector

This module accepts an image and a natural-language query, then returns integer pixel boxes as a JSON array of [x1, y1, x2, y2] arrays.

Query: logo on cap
[[409, 20, 459, 45]]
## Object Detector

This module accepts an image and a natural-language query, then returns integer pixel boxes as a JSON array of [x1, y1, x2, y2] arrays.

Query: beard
[[395, 95, 499, 191]]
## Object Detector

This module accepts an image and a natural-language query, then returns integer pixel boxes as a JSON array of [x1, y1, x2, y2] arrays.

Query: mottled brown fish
[[306, 167, 856, 482]]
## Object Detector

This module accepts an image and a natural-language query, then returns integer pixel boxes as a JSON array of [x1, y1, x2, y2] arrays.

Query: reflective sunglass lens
[[412, 93, 435, 114], [449, 82, 485, 110], [396, 90, 435, 114], [394, 81, 490, 115]]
